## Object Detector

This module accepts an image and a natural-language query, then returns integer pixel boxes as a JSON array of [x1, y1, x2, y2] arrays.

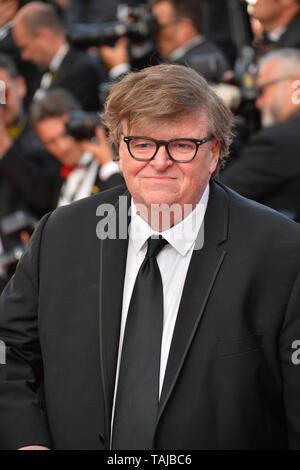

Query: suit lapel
[[49, 48, 74, 87], [157, 180, 229, 422], [98, 190, 130, 444]]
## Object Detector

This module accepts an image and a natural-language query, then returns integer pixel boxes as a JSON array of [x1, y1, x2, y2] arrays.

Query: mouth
[[143, 176, 177, 180]]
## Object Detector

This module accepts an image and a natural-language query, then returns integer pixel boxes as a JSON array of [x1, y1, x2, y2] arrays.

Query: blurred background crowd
[[0, 0, 300, 291]]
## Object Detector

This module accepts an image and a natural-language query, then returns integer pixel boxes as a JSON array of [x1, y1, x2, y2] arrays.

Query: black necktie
[[112, 235, 168, 450]]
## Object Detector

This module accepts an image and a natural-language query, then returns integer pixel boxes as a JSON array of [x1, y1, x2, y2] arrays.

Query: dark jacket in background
[[273, 12, 300, 49], [171, 39, 229, 83], [45, 47, 105, 112], [0, 120, 60, 249], [220, 110, 300, 221]]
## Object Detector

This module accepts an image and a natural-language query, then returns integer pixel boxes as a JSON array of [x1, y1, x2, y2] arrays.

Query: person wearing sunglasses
[[220, 48, 300, 222]]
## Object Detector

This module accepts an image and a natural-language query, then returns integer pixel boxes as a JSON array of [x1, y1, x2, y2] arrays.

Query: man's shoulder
[[64, 46, 102, 71], [278, 12, 300, 47], [242, 116, 300, 157], [218, 181, 300, 237]]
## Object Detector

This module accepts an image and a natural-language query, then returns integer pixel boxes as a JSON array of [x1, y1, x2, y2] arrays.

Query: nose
[[149, 144, 173, 171], [56, 136, 72, 154]]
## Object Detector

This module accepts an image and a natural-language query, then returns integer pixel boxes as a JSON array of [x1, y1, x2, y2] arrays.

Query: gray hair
[[258, 48, 300, 76]]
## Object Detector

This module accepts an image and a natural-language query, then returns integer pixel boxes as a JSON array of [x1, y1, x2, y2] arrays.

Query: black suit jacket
[[273, 13, 300, 49], [1, 180, 300, 449], [220, 110, 300, 221], [171, 39, 229, 82], [0, 121, 60, 248], [47, 47, 105, 111]]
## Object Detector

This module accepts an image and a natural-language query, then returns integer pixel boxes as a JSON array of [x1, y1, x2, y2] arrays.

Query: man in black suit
[[220, 48, 300, 222], [1, 64, 300, 450], [249, 0, 300, 54], [0, 0, 41, 109], [0, 52, 59, 290], [149, 0, 229, 81], [100, 0, 229, 83], [30, 88, 123, 208], [12, 1, 104, 111], [0, 54, 60, 232]]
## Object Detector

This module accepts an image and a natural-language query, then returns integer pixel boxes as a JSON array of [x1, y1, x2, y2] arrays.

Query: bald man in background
[[13, 1, 104, 111]]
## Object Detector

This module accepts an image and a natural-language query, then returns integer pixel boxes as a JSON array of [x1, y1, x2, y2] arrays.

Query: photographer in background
[[30, 88, 123, 208], [248, 0, 300, 55], [220, 48, 300, 222], [13, 1, 104, 111], [148, 0, 229, 81], [0, 0, 42, 109], [0, 53, 60, 222], [99, 0, 229, 83], [0, 52, 60, 290]]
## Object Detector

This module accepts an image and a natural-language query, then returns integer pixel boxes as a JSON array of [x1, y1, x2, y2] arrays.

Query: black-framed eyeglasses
[[122, 135, 214, 163]]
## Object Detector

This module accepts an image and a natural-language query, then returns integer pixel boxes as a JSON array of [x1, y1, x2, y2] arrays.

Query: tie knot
[[146, 236, 168, 258]]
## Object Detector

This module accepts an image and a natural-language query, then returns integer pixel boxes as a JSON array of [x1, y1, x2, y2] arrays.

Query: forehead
[[35, 115, 68, 138], [258, 58, 279, 82], [152, 1, 175, 18], [13, 21, 32, 44], [123, 110, 209, 137]]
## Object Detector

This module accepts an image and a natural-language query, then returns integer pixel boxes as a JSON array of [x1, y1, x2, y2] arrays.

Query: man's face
[[256, 58, 293, 126], [249, 0, 284, 24], [13, 21, 51, 68], [0, 67, 25, 125], [118, 111, 220, 216], [152, 1, 181, 59], [35, 115, 82, 166]]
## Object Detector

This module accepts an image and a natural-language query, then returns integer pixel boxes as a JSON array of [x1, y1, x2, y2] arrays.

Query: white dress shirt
[[0, 21, 13, 41], [268, 26, 286, 42], [34, 44, 70, 102], [57, 152, 119, 207], [110, 184, 210, 440]]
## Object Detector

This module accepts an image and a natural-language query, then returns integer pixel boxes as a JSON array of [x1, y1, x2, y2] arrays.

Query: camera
[[0, 211, 38, 290], [65, 110, 103, 141], [68, 5, 159, 48]]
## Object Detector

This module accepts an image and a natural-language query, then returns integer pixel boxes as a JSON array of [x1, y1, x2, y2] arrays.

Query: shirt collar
[[0, 21, 13, 40], [169, 35, 204, 61], [268, 26, 286, 42], [129, 183, 209, 257], [49, 43, 70, 72], [78, 151, 93, 165]]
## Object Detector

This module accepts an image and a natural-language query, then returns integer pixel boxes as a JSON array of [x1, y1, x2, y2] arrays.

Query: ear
[[118, 147, 124, 173], [209, 138, 221, 175], [36, 27, 51, 41]]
